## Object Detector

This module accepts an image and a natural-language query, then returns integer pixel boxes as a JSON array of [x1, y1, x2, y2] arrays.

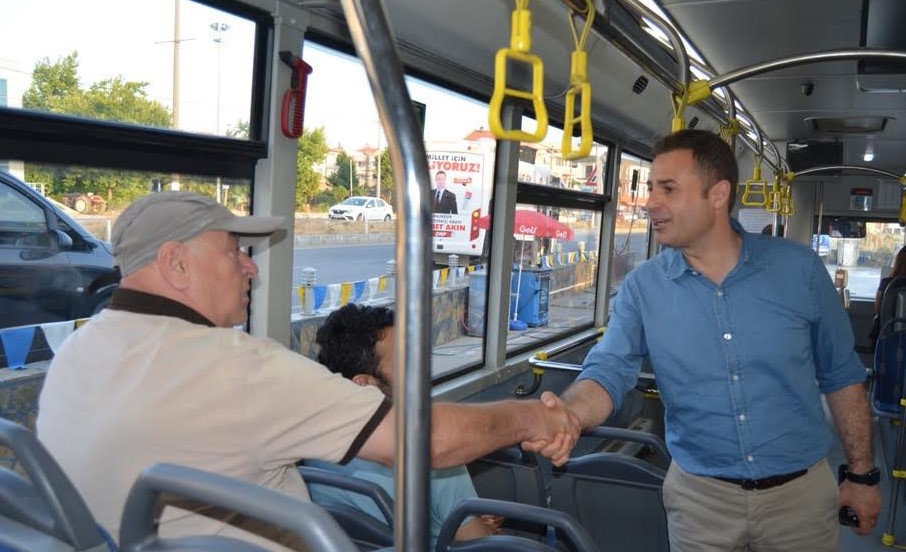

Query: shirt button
[[738, 414, 746, 421], [717, 290, 724, 297], [732, 374, 740, 381], [692, 271, 699, 276], [746, 455, 754, 462], [723, 332, 732, 340]]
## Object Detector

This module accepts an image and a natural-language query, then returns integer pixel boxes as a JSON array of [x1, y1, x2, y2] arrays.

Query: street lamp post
[[211, 21, 229, 204], [348, 157, 354, 198]]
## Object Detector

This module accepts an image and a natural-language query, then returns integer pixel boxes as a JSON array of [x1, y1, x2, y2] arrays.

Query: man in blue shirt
[[538, 130, 881, 550], [308, 304, 498, 549]]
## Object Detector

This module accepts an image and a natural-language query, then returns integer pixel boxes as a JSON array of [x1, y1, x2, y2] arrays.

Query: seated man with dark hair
[[309, 303, 499, 548]]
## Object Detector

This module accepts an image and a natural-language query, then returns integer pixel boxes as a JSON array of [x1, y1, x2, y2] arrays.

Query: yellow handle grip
[[562, 50, 591, 160], [779, 184, 794, 216], [488, 48, 548, 142], [740, 180, 768, 207], [899, 191, 906, 225]]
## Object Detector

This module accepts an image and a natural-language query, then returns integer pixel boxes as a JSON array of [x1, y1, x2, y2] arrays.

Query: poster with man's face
[[427, 151, 485, 254]]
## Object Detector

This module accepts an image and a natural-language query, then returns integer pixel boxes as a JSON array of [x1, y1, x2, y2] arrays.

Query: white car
[[328, 196, 394, 221]]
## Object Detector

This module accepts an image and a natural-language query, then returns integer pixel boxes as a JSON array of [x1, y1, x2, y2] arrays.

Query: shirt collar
[[108, 287, 216, 327], [663, 218, 761, 280]]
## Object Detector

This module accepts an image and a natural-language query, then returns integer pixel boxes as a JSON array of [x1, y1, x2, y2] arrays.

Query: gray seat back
[[0, 418, 109, 552], [299, 465, 394, 550], [879, 277, 906, 334], [118, 463, 357, 552], [435, 497, 601, 552], [551, 452, 668, 552], [466, 446, 548, 540]]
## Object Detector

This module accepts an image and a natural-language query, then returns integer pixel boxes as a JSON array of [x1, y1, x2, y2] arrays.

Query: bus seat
[[435, 497, 601, 552], [581, 425, 671, 469], [878, 277, 906, 335], [549, 426, 669, 552], [0, 417, 113, 552], [466, 446, 548, 541], [298, 465, 394, 550], [118, 463, 357, 552], [872, 327, 906, 417], [466, 446, 546, 507]]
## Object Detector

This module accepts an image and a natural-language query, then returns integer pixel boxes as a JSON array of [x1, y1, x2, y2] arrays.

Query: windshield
[[341, 198, 368, 206]]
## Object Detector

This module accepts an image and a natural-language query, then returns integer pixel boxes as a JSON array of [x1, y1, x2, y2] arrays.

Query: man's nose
[[240, 253, 259, 277]]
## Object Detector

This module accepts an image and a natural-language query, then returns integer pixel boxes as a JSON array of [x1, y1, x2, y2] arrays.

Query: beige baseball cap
[[112, 191, 284, 276]]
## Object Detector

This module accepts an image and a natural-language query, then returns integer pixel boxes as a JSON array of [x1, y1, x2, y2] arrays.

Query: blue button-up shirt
[[578, 222, 866, 478]]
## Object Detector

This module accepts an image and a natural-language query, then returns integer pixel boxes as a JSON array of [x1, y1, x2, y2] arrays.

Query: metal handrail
[[339, 1, 432, 550], [709, 49, 906, 89], [618, 0, 688, 88], [793, 165, 904, 180]]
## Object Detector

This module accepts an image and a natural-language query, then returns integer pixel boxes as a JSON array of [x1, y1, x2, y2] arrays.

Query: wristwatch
[[838, 464, 881, 486]]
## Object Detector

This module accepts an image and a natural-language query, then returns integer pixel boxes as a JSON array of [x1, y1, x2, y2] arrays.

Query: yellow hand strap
[[765, 171, 782, 213], [740, 155, 767, 207], [778, 174, 795, 216], [719, 118, 741, 145], [489, 0, 548, 142], [899, 176, 906, 225], [562, 2, 594, 160], [670, 79, 711, 133]]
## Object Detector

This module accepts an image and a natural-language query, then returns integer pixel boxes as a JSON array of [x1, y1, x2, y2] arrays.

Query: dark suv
[[0, 170, 120, 330]]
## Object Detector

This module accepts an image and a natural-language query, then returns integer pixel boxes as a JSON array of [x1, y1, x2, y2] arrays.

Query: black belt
[[714, 469, 808, 491]]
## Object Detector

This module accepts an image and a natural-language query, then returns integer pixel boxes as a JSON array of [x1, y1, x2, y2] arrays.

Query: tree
[[227, 119, 249, 139], [328, 151, 359, 196], [22, 53, 80, 111], [376, 148, 395, 205], [296, 127, 329, 210], [22, 52, 173, 206]]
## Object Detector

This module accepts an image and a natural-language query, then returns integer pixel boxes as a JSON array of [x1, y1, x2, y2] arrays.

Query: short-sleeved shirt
[[307, 458, 478, 550], [36, 288, 389, 548]]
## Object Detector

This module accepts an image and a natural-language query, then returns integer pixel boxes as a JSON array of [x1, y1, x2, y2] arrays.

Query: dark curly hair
[[315, 304, 394, 380], [653, 129, 739, 211]]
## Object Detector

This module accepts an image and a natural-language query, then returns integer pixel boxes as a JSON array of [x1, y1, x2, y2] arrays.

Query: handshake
[[520, 391, 582, 467]]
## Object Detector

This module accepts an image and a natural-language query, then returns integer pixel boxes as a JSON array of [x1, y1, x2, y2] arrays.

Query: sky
[[0, 0, 504, 149]]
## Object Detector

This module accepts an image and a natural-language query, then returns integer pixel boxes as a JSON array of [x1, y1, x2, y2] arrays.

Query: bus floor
[[834, 397, 906, 551]]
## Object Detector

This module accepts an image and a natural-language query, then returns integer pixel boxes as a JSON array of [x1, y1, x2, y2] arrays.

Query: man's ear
[[351, 373, 379, 388], [710, 180, 730, 209], [157, 241, 190, 288]]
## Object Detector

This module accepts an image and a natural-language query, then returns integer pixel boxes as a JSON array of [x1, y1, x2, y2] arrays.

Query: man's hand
[[520, 391, 580, 466], [838, 480, 881, 536]]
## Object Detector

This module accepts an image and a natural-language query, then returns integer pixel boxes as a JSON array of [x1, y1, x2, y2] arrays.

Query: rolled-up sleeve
[[810, 254, 866, 393]]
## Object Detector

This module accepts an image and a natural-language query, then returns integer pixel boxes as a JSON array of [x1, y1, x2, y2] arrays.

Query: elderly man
[[36, 191, 578, 550]]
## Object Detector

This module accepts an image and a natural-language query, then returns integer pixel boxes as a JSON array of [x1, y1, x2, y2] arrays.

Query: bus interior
[[1, 0, 906, 550]]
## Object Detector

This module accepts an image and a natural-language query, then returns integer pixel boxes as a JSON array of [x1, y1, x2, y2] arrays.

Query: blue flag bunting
[[1, 326, 36, 370]]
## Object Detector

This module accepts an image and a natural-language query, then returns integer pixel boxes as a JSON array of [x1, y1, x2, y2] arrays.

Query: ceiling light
[[864, 151, 875, 162]]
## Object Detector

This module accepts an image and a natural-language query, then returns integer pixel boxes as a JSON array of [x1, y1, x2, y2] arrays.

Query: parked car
[[0, 170, 120, 330], [328, 196, 394, 221]]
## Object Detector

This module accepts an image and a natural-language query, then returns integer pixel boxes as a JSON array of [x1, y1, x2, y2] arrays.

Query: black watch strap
[[838, 464, 880, 486]]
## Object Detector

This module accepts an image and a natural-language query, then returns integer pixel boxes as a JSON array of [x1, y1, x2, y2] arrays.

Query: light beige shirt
[[37, 306, 386, 549]]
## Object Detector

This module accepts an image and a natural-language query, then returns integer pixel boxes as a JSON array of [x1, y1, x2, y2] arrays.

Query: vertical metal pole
[[595, 144, 621, 326], [339, 1, 432, 550]]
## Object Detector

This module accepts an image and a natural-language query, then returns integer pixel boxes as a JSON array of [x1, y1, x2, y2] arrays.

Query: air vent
[[805, 116, 892, 134], [632, 76, 649, 94], [687, 116, 699, 129]]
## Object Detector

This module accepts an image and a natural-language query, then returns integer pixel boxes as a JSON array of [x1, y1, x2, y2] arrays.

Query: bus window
[[1, 0, 257, 139], [611, 152, 651, 305], [501, 202, 601, 355], [297, 42, 493, 379], [821, 221, 906, 301], [0, 160, 250, 335]]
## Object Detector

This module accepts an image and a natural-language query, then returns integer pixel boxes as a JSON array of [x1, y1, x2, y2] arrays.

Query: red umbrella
[[475, 210, 574, 240]]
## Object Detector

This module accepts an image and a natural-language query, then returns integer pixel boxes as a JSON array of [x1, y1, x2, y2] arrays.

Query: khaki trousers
[[662, 459, 839, 552]]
